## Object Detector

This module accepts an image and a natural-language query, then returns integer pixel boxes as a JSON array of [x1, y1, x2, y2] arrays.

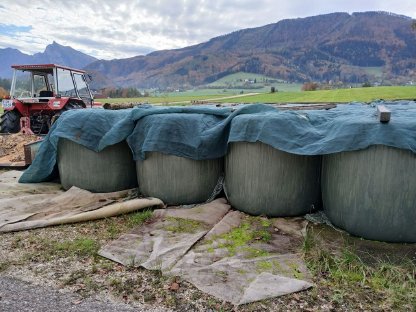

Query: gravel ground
[[0, 276, 169, 312]]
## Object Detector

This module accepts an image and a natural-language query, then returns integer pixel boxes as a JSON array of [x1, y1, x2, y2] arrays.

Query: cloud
[[57, 34, 155, 59], [0, 0, 415, 59]]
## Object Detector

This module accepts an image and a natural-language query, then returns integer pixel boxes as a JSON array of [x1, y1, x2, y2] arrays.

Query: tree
[[0, 78, 11, 91], [301, 82, 319, 91], [0, 87, 9, 99]]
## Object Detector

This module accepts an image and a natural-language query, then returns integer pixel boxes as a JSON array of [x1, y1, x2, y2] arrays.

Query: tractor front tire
[[0, 110, 21, 133]]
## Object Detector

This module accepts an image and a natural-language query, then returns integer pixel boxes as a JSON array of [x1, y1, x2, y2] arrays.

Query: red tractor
[[0, 64, 101, 134]]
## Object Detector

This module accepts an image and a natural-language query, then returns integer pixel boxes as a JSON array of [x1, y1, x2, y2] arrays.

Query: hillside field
[[103, 86, 416, 105], [206, 72, 303, 92]]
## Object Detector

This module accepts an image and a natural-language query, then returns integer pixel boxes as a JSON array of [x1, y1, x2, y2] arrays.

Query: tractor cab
[[1, 64, 99, 134]]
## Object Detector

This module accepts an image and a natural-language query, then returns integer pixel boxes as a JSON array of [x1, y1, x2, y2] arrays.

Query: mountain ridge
[[1, 11, 415, 89], [85, 11, 416, 88], [0, 41, 97, 78]]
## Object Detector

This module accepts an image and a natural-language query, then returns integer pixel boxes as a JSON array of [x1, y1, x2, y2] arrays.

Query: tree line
[[0, 78, 11, 91], [100, 87, 149, 98], [0, 78, 10, 99]]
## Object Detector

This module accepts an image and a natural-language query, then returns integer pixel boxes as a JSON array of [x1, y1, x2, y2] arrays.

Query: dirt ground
[[0, 133, 41, 163], [0, 208, 414, 311]]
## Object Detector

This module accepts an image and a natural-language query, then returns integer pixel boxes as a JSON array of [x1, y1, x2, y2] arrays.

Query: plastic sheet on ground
[[0, 171, 163, 232], [0, 170, 61, 199], [98, 198, 231, 272], [305, 211, 349, 233], [20, 101, 416, 184], [99, 204, 313, 305]]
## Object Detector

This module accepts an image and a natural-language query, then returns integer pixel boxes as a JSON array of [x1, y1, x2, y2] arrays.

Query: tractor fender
[[5, 99, 25, 116], [3, 98, 85, 115]]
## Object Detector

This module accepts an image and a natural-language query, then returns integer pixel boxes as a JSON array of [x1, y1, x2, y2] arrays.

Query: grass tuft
[[213, 216, 273, 257], [0, 262, 10, 272], [53, 237, 100, 257], [127, 209, 153, 227], [303, 228, 416, 309]]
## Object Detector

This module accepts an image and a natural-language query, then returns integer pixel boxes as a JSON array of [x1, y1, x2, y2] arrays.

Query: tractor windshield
[[34, 74, 52, 96], [14, 71, 32, 98], [13, 70, 52, 99], [73, 73, 89, 98], [56, 68, 77, 97]]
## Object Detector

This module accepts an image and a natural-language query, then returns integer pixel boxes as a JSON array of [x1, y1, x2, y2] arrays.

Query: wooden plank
[[23, 140, 43, 165], [377, 105, 391, 123], [0, 161, 26, 168]]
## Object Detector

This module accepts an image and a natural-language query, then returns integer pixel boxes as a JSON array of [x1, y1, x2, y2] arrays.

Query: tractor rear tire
[[62, 101, 84, 112], [0, 110, 21, 133], [51, 101, 84, 126]]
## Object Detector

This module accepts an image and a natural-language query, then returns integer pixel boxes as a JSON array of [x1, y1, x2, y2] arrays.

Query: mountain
[[0, 48, 32, 77], [0, 41, 97, 78], [85, 11, 416, 88]]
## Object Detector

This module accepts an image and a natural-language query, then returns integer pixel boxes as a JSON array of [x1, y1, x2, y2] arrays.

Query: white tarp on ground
[[0, 170, 62, 199], [99, 199, 231, 272], [99, 202, 313, 305], [0, 171, 163, 232]]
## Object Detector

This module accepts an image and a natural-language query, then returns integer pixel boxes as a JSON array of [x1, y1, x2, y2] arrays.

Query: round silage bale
[[322, 145, 416, 243], [136, 152, 223, 205], [57, 138, 137, 192], [224, 142, 321, 217]]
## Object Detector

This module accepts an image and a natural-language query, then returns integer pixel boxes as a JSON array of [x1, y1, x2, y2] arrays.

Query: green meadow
[[103, 86, 416, 105], [218, 86, 416, 104]]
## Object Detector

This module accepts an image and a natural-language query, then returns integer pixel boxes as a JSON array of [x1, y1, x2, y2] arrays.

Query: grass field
[[102, 94, 227, 105], [103, 86, 416, 105], [164, 89, 241, 96], [217, 86, 416, 104], [208, 72, 282, 85], [207, 72, 303, 92], [340, 66, 384, 79], [362, 66, 384, 78]]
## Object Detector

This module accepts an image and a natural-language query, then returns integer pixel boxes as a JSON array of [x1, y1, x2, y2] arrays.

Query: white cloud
[[0, 0, 415, 60]]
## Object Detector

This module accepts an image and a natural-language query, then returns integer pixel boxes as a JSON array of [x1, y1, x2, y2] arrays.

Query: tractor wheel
[[0, 110, 21, 133]]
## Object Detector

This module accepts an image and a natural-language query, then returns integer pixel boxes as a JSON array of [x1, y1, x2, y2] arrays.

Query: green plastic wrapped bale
[[322, 145, 416, 243], [58, 138, 137, 192], [136, 152, 223, 205], [224, 142, 321, 217]]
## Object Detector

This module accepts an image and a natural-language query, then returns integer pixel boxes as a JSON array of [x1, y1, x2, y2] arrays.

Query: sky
[[0, 0, 415, 60]]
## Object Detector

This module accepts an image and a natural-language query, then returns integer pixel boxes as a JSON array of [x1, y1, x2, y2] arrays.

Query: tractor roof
[[11, 64, 86, 74]]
